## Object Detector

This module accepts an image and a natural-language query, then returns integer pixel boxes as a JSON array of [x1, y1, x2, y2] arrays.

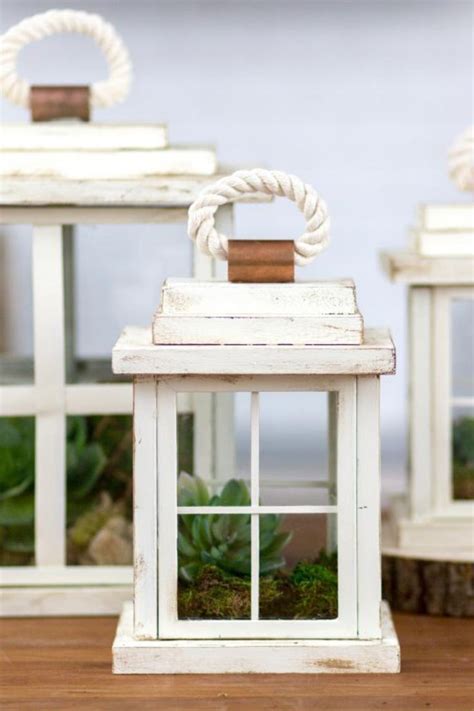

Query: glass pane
[[0, 417, 35, 566], [177, 514, 251, 620], [452, 299, 474, 398], [259, 514, 338, 620], [177, 392, 250, 506], [66, 415, 133, 565], [259, 391, 333, 506], [0, 229, 34, 385], [452, 408, 474, 501], [70, 223, 191, 383]]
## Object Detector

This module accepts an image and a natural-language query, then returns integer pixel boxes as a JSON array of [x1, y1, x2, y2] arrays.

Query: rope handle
[[448, 126, 474, 192], [187, 169, 330, 267], [0, 9, 132, 109]]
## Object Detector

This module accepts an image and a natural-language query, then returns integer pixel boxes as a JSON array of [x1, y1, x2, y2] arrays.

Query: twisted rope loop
[[188, 169, 330, 267], [0, 9, 132, 109], [448, 126, 474, 192]]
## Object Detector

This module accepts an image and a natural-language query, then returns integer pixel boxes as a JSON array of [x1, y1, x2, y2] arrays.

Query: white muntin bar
[[250, 391, 260, 621]]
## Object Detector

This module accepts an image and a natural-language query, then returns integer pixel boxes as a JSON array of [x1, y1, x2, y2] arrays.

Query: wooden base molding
[[112, 601, 400, 674], [0, 585, 131, 617]]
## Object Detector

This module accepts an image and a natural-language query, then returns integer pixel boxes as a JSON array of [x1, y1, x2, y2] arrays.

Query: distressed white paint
[[0, 146, 217, 179], [113, 601, 400, 674], [0, 123, 168, 151], [153, 313, 364, 346], [133, 380, 158, 640], [154, 276, 362, 345], [160, 278, 358, 317], [114, 326, 395, 376], [356, 376, 382, 639], [33, 225, 66, 567], [0, 178, 272, 207]]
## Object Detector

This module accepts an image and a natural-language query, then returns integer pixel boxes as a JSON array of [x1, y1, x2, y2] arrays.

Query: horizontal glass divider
[[201, 478, 330, 489], [177, 505, 338, 515], [451, 396, 474, 407]]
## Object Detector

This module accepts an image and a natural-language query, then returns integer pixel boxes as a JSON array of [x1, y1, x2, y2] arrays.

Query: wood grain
[[0, 613, 473, 709]]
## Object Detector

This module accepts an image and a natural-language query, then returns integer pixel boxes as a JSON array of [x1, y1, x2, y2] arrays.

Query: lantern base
[[382, 496, 474, 617], [112, 601, 400, 674]]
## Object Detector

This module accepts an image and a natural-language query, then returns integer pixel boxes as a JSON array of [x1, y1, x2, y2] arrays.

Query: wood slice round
[[382, 555, 474, 617]]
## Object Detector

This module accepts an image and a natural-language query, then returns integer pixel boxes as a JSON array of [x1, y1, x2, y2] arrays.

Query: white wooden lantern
[[380, 129, 474, 616], [0, 10, 270, 616], [112, 170, 400, 674]]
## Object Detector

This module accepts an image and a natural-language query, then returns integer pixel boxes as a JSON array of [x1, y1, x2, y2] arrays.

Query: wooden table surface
[[1, 612, 473, 710]]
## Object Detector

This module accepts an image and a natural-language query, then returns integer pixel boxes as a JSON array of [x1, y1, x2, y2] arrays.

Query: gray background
[[1, 0, 472, 498]]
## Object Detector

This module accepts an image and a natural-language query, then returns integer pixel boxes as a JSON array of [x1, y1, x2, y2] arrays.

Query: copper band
[[30, 85, 90, 122], [228, 240, 295, 283]]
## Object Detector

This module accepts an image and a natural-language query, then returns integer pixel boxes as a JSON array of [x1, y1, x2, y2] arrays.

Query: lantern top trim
[[380, 250, 474, 286], [112, 325, 395, 376], [152, 277, 365, 346]]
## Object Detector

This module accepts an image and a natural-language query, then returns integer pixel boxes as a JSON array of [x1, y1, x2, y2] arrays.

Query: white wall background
[[1, 0, 472, 496]]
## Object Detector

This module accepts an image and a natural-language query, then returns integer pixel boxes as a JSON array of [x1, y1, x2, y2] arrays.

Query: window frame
[[432, 287, 474, 515], [157, 375, 358, 640]]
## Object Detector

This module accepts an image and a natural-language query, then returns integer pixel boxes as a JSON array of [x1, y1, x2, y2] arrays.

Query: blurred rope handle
[[187, 168, 331, 267], [448, 126, 474, 192], [0, 9, 132, 109]]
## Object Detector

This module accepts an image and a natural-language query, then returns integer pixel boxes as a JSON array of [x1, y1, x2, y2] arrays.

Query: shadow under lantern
[[112, 169, 400, 674]]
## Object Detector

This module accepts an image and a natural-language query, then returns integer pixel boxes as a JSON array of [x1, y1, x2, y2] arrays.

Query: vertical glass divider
[[250, 391, 260, 621]]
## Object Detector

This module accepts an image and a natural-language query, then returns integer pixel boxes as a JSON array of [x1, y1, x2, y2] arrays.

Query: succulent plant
[[177, 472, 292, 582]]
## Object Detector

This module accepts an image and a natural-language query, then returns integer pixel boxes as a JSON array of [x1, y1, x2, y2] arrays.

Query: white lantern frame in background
[[0, 181, 244, 616], [381, 235, 474, 558], [111, 170, 400, 674]]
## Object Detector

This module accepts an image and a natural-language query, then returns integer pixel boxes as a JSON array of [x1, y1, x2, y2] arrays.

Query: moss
[[178, 565, 251, 619], [453, 462, 474, 500], [178, 553, 338, 621]]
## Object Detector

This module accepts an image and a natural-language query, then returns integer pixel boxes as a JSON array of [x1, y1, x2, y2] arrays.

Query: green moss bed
[[178, 553, 338, 621]]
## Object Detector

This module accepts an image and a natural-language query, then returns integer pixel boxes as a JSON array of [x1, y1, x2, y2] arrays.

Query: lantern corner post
[[356, 374, 383, 640], [132, 377, 158, 640]]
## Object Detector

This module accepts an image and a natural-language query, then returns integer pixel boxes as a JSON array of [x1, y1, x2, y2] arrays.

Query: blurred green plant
[[177, 472, 292, 582], [0, 414, 194, 565], [452, 416, 474, 500]]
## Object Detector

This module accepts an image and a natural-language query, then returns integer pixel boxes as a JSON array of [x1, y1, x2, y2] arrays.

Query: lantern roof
[[114, 170, 396, 376], [381, 203, 474, 286], [153, 169, 370, 348]]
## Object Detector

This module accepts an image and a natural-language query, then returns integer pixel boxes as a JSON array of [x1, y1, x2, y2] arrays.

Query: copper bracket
[[30, 85, 90, 122], [228, 240, 295, 283]]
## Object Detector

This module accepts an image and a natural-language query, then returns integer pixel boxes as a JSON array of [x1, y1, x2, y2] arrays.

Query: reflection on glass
[[259, 391, 333, 506], [452, 299, 474, 398], [452, 408, 474, 501], [0, 417, 35, 566]]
